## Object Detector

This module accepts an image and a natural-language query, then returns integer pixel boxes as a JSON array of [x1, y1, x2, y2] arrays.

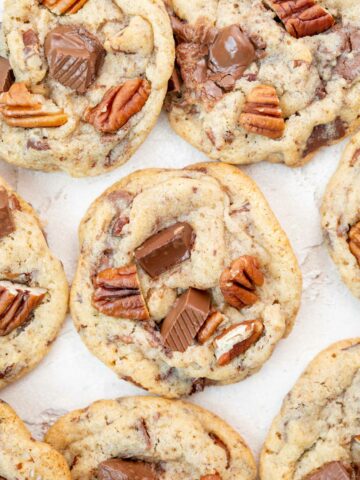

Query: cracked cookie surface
[[0, 0, 174, 176], [166, 0, 360, 167], [70, 162, 301, 398], [45, 396, 256, 480], [0, 177, 68, 389], [0, 400, 71, 479], [260, 338, 360, 480], [321, 133, 360, 299]]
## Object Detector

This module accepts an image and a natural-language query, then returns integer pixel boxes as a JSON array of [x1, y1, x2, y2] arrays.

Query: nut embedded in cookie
[[197, 311, 225, 344], [349, 221, 360, 266], [0, 57, 14, 93], [0, 187, 15, 239], [41, 0, 89, 15]]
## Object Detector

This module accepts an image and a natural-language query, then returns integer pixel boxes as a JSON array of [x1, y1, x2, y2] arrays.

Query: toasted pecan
[[349, 221, 360, 266], [41, 0, 89, 14], [197, 311, 225, 344]]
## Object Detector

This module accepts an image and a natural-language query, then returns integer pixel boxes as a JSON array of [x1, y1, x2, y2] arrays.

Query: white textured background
[[0, 1, 359, 464]]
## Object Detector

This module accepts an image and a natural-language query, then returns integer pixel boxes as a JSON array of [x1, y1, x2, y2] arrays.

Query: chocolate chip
[[161, 288, 211, 352], [0, 188, 15, 239], [305, 461, 353, 480], [97, 458, 157, 480], [23, 29, 39, 60], [26, 138, 51, 151], [0, 57, 14, 93], [303, 117, 347, 157], [335, 29, 360, 81], [135, 222, 194, 278], [44, 25, 105, 94]]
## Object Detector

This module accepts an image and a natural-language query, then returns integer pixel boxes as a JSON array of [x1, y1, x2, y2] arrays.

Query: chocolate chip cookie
[[166, 0, 360, 167], [0, 0, 174, 176], [45, 396, 257, 480], [0, 177, 68, 389], [70, 162, 302, 397], [260, 338, 360, 480], [321, 133, 360, 299], [0, 400, 71, 479]]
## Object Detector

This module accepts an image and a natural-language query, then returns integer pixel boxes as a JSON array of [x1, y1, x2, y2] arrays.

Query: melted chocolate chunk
[[44, 25, 105, 94], [0, 57, 14, 93], [0, 188, 15, 239], [303, 117, 347, 157], [335, 29, 360, 82], [161, 288, 211, 352], [305, 461, 353, 480], [135, 222, 194, 278], [98, 458, 157, 480], [26, 138, 50, 151]]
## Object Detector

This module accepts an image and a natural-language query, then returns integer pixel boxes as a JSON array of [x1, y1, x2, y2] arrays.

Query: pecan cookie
[[166, 0, 360, 167], [0, 177, 68, 388], [0, 0, 174, 176], [260, 339, 360, 479], [45, 396, 257, 480], [70, 162, 301, 397], [0, 400, 71, 479], [321, 133, 360, 299]]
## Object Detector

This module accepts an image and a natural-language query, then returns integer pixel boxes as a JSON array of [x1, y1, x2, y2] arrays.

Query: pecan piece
[[267, 0, 334, 38], [0, 281, 46, 336], [351, 435, 360, 464], [0, 83, 68, 128], [349, 221, 360, 266], [201, 474, 222, 480], [84, 78, 151, 134], [239, 85, 285, 139], [197, 311, 225, 344], [220, 255, 264, 309], [92, 265, 150, 320], [41, 0, 89, 14], [214, 319, 264, 366]]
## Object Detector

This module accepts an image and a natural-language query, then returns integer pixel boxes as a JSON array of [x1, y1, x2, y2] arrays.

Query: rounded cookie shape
[[260, 339, 360, 479], [45, 396, 257, 480], [321, 133, 360, 299], [71, 162, 302, 397], [0, 400, 71, 479], [166, 0, 360, 167], [0, 0, 174, 176], [0, 177, 68, 388]]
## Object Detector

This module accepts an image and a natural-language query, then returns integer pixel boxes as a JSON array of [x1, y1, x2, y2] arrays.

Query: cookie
[[0, 177, 68, 389], [0, 400, 71, 479], [0, 0, 174, 177], [321, 133, 360, 299], [260, 338, 360, 479], [71, 162, 302, 398], [45, 396, 257, 480], [166, 0, 360, 167]]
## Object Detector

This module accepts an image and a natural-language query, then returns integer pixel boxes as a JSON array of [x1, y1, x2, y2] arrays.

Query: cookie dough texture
[[322, 134, 360, 299], [0, 177, 68, 389], [71, 162, 302, 397], [167, 0, 360, 167], [0, 0, 174, 176], [260, 339, 360, 480], [45, 396, 257, 480], [0, 400, 71, 479]]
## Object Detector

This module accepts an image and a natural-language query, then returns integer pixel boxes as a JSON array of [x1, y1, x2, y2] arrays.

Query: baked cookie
[[0, 0, 174, 176], [260, 338, 360, 479], [0, 400, 71, 479], [322, 134, 360, 299], [0, 177, 68, 388], [45, 396, 257, 480], [166, 0, 360, 167], [71, 162, 302, 398]]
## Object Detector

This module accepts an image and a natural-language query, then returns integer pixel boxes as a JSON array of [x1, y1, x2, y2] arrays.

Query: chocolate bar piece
[[0, 57, 14, 93], [135, 222, 194, 278], [0, 187, 15, 239], [98, 458, 157, 480], [305, 461, 352, 480]]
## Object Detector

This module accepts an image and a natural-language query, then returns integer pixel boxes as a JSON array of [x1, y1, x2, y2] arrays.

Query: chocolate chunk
[[0, 187, 15, 239], [135, 222, 194, 278], [209, 25, 256, 78], [303, 117, 347, 157], [98, 458, 157, 480], [44, 25, 105, 94], [23, 29, 39, 60], [0, 57, 14, 93], [335, 30, 360, 82], [305, 462, 352, 480], [26, 138, 50, 151], [161, 288, 211, 352]]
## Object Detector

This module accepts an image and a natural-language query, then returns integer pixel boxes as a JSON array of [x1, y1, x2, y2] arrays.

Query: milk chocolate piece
[[304, 117, 346, 156], [0, 57, 14, 93], [135, 222, 194, 278], [305, 461, 352, 480], [161, 288, 211, 352], [98, 458, 157, 480], [44, 25, 105, 94], [0, 188, 15, 239]]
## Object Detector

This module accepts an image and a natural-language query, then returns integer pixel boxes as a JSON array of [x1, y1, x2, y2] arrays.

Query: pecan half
[[267, 0, 334, 38], [197, 311, 225, 344], [220, 255, 264, 309], [41, 0, 89, 14], [0, 83, 68, 128], [214, 319, 264, 366], [239, 85, 285, 139], [349, 222, 360, 266], [0, 281, 46, 336], [92, 265, 150, 320], [84, 78, 151, 134]]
